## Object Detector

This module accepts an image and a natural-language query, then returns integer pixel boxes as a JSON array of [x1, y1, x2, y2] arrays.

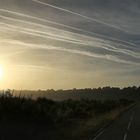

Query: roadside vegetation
[[0, 90, 134, 140], [10, 86, 140, 101]]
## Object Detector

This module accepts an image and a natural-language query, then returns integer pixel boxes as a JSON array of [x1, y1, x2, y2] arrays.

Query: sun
[[0, 65, 4, 80]]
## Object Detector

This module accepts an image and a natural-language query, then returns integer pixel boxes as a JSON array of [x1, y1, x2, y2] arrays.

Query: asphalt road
[[92, 104, 140, 140]]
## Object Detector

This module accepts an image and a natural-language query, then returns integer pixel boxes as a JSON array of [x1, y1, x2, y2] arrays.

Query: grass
[[0, 92, 134, 140], [49, 104, 133, 140]]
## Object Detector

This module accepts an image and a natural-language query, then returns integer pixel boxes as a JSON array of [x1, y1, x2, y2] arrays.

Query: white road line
[[127, 121, 131, 130], [123, 133, 127, 140], [92, 130, 105, 140], [130, 114, 134, 121]]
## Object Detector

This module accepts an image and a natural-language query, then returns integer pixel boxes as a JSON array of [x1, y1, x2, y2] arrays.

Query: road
[[92, 103, 140, 140]]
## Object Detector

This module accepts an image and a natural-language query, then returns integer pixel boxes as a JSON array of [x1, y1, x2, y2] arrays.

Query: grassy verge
[[0, 94, 134, 140], [48, 104, 134, 140]]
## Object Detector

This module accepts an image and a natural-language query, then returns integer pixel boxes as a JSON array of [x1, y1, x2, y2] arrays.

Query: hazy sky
[[0, 0, 140, 89]]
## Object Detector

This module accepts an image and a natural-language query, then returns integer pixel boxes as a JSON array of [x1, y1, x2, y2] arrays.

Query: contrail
[[0, 51, 25, 58], [0, 20, 139, 59], [0, 8, 100, 35], [0, 15, 86, 44], [0, 15, 126, 46], [0, 10, 139, 57], [0, 8, 138, 49], [2, 39, 138, 65], [32, 0, 127, 33], [16, 64, 55, 71], [0, 22, 88, 45]]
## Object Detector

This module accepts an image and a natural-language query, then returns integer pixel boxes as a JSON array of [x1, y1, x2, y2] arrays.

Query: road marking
[[127, 121, 131, 130], [92, 110, 135, 140], [130, 110, 135, 120], [124, 111, 134, 140], [123, 133, 127, 140], [92, 130, 105, 140], [130, 114, 134, 121]]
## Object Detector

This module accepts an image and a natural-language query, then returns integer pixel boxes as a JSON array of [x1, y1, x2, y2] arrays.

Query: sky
[[0, 0, 140, 89]]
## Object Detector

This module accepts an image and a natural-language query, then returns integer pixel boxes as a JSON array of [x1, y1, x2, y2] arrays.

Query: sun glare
[[0, 65, 4, 80]]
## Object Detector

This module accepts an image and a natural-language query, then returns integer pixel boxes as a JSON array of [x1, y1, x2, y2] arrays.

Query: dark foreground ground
[[0, 96, 134, 140], [1, 104, 139, 140]]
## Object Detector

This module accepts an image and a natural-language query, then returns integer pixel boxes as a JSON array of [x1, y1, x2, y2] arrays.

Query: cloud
[[0, 19, 139, 60], [0, 8, 139, 48], [0, 0, 140, 89], [32, 0, 127, 33], [0, 39, 139, 65], [0, 13, 139, 65]]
